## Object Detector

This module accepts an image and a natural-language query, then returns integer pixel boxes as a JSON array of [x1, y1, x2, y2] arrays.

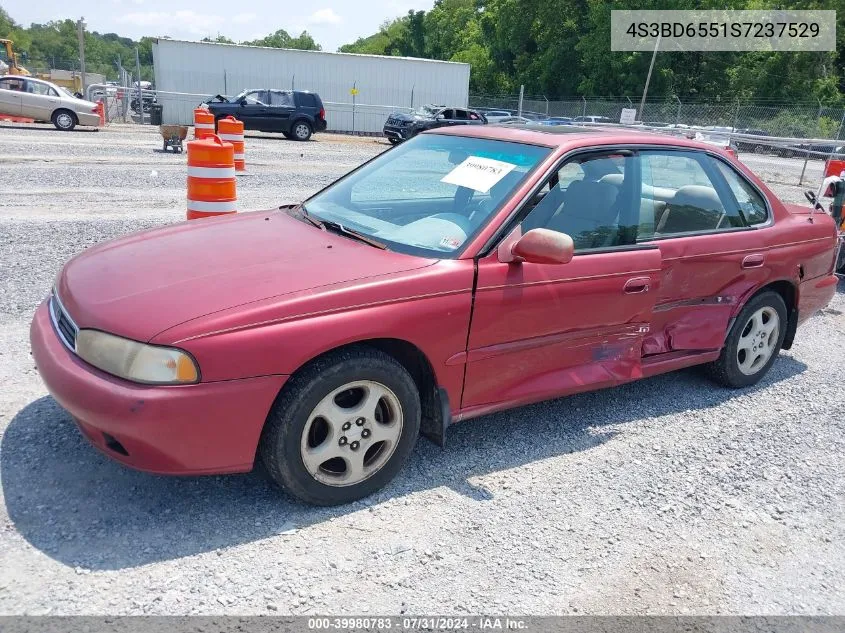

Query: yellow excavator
[[0, 38, 30, 76]]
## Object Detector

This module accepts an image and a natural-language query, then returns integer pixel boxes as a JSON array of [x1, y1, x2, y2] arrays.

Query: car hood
[[57, 210, 434, 342]]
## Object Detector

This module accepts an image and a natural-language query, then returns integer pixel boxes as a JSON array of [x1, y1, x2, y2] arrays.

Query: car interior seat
[[656, 185, 726, 234], [545, 179, 619, 248]]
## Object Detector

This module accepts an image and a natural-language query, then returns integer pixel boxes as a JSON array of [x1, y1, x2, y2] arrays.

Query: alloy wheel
[[299, 380, 403, 486], [56, 113, 73, 129], [295, 123, 310, 140], [737, 306, 780, 376]]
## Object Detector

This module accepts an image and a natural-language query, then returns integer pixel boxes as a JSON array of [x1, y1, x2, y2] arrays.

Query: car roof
[[1, 74, 59, 89], [425, 123, 727, 152]]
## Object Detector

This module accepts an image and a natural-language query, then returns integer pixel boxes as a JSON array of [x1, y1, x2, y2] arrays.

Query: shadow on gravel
[[0, 124, 100, 133], [1, 355, 806, 571]]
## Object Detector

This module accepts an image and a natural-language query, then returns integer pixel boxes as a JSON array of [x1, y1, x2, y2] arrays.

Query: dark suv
[[383, 105, 486, 144], [204, 89, 327, 141]]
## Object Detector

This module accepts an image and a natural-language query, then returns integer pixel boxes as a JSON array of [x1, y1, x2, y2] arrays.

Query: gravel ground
[[0, 123, 843, 616]]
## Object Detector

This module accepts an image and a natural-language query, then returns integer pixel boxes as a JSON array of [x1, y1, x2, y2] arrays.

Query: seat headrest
[[599, 173, 624, 187], [672, 185, 723, 211]]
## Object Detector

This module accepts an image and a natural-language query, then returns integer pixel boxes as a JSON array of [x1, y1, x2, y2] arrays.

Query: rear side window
[[297, 93, 317, 108], [712, 159, 769, 225], [639, 151, 745, 239], [0, 78, 23, 91], [270, 91, 294, 106], [26, 81, 53, 96]]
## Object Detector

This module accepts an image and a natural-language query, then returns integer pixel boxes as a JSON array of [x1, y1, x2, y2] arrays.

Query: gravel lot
[[0, 123, 842, 616]]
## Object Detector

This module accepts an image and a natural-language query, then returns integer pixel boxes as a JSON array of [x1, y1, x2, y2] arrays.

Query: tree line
[[3, 0, 843, 104], [0, 5, 320, 82], [340, 0, 845, 104]]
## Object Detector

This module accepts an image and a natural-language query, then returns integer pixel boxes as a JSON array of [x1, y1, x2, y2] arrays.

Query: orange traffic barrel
[[96, 100, 106, 126], [824, 158, 845, 179], [186, 135, 237, 220], [193, 107, 215, 139], [217, 116, 245, 172]]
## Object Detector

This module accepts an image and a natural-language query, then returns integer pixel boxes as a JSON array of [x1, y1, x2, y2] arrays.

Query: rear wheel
[[291, 120, 312, 141], [707, 291, 787, 388], [52, 109, 77, 131], [259, 348, 421, 505]]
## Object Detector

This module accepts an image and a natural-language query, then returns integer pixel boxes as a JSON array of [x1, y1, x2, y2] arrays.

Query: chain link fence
[[469, 94, 845, 141]]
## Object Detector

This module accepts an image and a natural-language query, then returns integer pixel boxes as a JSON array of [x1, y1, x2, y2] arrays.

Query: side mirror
[[238, 97, 248, 105], [435, 114, 445, 120], [502, 228, 574, 265]]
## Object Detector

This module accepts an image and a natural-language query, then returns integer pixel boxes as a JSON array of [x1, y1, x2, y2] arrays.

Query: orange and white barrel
[[186, 135, 237, 220], [217, 115, 245, 172], [193, 107, 215, 139]]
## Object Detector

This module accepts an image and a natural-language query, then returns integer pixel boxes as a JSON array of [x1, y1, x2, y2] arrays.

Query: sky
[[3, 0, 435, 52]]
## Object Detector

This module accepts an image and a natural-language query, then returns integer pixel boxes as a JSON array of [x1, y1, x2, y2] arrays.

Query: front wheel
[[291, 120, 312, 141], [259, 348, 421, 505], [52, 109, 77, 131], [707, 291, 787, 388]]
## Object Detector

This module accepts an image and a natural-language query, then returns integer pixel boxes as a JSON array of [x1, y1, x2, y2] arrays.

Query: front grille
[[49, 292, 78, 352]]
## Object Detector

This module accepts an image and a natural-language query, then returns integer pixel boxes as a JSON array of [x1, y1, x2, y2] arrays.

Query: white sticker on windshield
[[440, 156, 517, 193]]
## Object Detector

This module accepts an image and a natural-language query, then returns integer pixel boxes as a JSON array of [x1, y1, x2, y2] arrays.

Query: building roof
[[153, 38, 471, 67]]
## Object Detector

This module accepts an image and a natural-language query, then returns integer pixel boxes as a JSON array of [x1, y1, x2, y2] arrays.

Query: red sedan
[[31, 125, 839, 505]]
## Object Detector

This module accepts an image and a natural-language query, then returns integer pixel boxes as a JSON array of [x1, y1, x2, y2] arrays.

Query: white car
[[0, 75, 101, 131], [481, 110, 514, 123]]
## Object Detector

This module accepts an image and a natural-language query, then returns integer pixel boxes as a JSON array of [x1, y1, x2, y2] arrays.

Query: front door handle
[[742, 254, 765, 268], [624, 277, 650, 294]]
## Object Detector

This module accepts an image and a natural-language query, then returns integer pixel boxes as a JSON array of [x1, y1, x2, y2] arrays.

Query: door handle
[[742, 254, 765, 269], [624, 277, 650, 294]]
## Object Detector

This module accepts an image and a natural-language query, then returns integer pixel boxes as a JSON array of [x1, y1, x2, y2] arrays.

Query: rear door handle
[[624, 277, 650, 294], [742, 254, 765, 268]]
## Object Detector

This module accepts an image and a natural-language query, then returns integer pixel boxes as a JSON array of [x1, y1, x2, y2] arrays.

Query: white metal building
[[152, 39, 471, 133]]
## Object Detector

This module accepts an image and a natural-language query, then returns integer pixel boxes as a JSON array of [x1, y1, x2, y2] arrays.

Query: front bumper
[[383, 125, 412, 140], [30, 300, 286, 475]]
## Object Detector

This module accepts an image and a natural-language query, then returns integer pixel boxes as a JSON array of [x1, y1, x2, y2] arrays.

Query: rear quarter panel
[[745, 203, 838, 324]]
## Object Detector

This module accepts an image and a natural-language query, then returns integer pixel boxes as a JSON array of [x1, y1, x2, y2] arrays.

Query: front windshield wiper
[[300, 205, 387, 250]]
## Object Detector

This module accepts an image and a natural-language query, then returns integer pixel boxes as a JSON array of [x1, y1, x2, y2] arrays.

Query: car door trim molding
[[475, 266, 662, 293], [656, 234, 833, 262], [461, 322, 649, 364]]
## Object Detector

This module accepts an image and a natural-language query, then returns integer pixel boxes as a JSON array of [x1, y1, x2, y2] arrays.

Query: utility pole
[[135, 47, 144, 123], [77, 18, 86, 92], [639, 33, 661, 121]]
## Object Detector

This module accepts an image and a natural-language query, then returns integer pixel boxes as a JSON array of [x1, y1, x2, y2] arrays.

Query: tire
[[291, 119, 312, 141], [52, 109, 77, 131], [259, 347, 421, 505], [388, 138, 401, 145], [707, 290, 787, 388]]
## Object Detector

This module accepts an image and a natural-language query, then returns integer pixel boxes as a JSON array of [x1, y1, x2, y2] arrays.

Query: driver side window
[[520, 154, 635, 251], [243, 90, 267, 105]]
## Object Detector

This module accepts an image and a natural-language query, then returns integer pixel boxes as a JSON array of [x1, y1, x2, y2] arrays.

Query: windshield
[[305, 134, 551, 258], [413, 105, 438, 117]]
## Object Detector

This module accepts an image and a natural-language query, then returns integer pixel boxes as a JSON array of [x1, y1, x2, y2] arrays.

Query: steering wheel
[[453, 186, 475, 215]]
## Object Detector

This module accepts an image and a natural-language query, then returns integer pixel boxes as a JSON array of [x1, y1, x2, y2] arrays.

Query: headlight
[[75, 330, 199, 385]]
